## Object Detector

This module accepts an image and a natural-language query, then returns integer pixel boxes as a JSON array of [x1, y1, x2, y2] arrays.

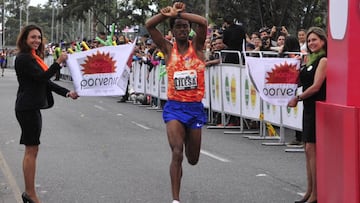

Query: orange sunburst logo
[[265, 62, 298, 84], [81, 51, 116, 74]]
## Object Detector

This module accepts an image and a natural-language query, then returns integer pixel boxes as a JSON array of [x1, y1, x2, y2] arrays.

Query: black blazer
[[15, 53, 69, 111]]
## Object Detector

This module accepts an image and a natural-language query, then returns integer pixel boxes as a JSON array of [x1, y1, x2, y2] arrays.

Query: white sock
[[172, 200, 180, 203]]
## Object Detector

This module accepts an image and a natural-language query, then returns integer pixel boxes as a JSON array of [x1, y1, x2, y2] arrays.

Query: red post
[[317, 0, 360, 202]]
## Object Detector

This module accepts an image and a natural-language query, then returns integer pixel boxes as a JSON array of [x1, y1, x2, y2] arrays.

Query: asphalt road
[[0, 69, 306, 203]]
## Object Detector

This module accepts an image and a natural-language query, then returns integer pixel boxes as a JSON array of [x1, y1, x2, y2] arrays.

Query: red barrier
[[317, 0, 360, 202], [317, 103, 359, 203]]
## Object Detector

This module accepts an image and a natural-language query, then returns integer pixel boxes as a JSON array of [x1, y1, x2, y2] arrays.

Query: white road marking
[[0, 149, 22, 203], [5, 139, 15, 145], [200, 149, 231, 163], [131, 121, 152, 130], [94, 105, 105, 111]]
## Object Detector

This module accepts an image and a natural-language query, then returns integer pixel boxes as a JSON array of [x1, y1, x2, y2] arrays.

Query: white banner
[[222, 65, 241, 115], [133, 61, 146, 94], [150, 66, 158, 97], [281, 87, 303, 130], [159, 65, 168, 100], [210, 65, 222, 112], [66, 43, 135, 96], [240, 67, 261, 119], [245, 56, 300, 106], [202, 67, 210, 108], [263, 101, 281, 125]]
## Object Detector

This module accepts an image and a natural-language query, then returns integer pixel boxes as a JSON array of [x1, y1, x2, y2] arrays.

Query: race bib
[[174, 70, 198, 90]]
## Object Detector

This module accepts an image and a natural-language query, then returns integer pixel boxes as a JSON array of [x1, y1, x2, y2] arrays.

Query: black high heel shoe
[[294, 195, 309, 203], [21, 192, 35, 203]]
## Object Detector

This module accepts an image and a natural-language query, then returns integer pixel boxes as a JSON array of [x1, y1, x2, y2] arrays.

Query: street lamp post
[[19, 3, 22, 31], [19, 0, 30, 32], [56, 5, 59, 43], [51, 0, 55, 43], [205, 0, 209, 20], [2, 0, 5, 49], [60, 1, 67, 42], [26, 0, 29, 25]]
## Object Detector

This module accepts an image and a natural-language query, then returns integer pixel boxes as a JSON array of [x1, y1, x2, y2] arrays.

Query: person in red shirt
[[145, 2, 207, 203]]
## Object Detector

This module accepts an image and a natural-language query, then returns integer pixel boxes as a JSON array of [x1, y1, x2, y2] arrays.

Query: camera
[[261, 37, 270, 45], [261, 38, 267, 45], [259, 27, 270, 33]]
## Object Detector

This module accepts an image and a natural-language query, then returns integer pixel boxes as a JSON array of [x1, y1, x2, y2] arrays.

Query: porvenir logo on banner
[[245, 56, 301, 106], [81, 51, 116, 74], [261, 60, 299, 105], [67, 42, 135, 96], [264, 62, 298, 95]]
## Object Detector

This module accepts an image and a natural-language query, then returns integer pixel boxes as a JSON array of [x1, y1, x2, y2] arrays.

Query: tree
[[59, 0, 161, 38], [4, 0, 53, 46], [1, 0, 328, 46], [209, 0, 327, 35]]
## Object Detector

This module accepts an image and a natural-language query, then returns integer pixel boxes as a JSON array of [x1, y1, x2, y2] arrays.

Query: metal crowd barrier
[[243, 51, 304, 150], [56, 51, 304, 147]]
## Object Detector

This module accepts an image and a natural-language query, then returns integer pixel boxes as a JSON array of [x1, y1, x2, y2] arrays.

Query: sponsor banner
[[66, 42, 135, 96], [60, 65, 71, 79], [209, 64, 222, 112], [159, 67, 168, 100], [145, 65, 151, 95], [202, 67, 210, 108], [133, 61, 146, 94], [263, 101, 281, 125], [222, 65, 241, 116], [150, 65, 159, 97], [245, 56, 300, 106], [240, 67, 261, 119], [281, 87, 303, 130]]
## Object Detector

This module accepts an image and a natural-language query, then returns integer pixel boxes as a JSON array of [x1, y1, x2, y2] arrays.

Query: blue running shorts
[[163, 100, 207, 129]]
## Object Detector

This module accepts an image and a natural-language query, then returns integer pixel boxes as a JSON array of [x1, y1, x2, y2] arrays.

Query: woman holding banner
[[15, 24, 78, 203], [288, 27, 327, 203], [145, 2, 207, 203]]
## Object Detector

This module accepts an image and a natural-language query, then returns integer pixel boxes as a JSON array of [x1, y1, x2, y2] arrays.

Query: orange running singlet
[[167, 41, 205, 102]]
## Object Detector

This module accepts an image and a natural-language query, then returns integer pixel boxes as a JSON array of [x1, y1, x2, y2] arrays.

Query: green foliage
[[3, 1, 53, 46], [0, 0, 328, 46], [209, 0, 327, 34]]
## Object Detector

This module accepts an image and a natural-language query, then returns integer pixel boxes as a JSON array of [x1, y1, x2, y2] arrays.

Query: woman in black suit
[[15, 24, 78, 203]]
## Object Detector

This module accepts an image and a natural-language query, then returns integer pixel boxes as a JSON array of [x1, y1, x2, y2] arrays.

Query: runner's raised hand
[[173, 2, 185, 13], [160, 6, 176, 17]]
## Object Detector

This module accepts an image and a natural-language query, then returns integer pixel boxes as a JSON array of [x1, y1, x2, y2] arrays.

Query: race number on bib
[[174, 70, 198, 90]]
